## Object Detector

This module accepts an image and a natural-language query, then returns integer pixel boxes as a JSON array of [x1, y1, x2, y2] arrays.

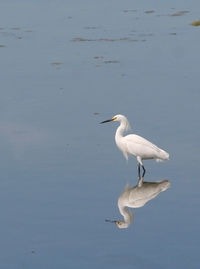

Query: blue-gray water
[[0, 0, 200, 268]]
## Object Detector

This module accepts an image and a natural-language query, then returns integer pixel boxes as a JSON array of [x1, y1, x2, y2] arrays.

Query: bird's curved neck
[[119, 204, 133, 227], [115, 121, 127, 140]]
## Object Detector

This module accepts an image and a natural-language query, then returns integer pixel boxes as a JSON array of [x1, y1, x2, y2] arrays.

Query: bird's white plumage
[[113, 114, 169, 161], [101, 114, 169, 177], [125, 134, 169, 160], [115, 180, 170, 228]]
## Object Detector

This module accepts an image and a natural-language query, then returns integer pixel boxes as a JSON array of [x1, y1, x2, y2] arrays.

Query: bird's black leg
[[142, 165, 146, 178], [137, 163, 144, 187], [137, 163, 141, 178]]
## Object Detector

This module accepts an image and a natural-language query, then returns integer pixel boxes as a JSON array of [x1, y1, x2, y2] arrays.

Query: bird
[[100, 114, 169, 178], [106, 179, 171, 229]]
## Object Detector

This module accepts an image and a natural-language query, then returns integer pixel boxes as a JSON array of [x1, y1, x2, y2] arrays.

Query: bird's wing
[[123, 134, 165, 160], [125, 134, 159, 150], [128, 181, 170, 207]]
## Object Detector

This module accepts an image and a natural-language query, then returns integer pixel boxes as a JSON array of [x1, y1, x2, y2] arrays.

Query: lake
[[0, 0, 200, 268]]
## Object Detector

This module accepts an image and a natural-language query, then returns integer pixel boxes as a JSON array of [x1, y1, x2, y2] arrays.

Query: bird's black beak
[[105, 219, 117, 223], [100, 118, 113, 124]]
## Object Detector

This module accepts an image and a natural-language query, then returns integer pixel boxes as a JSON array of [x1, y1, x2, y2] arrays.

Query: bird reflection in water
[[106, 179, 170, 229]]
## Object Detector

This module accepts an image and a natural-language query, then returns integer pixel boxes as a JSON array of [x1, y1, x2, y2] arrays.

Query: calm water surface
[[0, 0, 200, 268]]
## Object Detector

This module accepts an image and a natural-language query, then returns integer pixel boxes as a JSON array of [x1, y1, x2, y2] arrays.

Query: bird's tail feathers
[[156, 149, 169, 162]]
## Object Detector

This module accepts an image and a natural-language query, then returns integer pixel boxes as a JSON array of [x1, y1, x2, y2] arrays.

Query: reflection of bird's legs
[[137, 163, 141, 178], [142, 165, 146, 178], [137, 156, 146, 179], [138, 164, 146, 178], [137, 176, 143, 187]]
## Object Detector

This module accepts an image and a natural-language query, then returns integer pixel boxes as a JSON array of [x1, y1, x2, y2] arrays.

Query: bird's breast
[[115, 137, 129, 160]]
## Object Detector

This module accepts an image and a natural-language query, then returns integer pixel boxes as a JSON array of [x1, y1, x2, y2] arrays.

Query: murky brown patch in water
[[104, 60, 119, 64], [84, 26, 100, 30], [72, 37, 142, 42], [0, 27, 33, 41], [123, 9, 137, 13], [11, 27, 21, 30], [144, 10, 155, 14], [51, 62, 62, 69], [93, 56, 104, 59], [190, 20, 200, 26], [170, 10, 189, 16]]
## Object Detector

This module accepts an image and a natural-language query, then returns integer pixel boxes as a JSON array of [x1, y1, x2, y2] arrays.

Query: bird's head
[[100, 114, 124, 123], [105, 219, 130, 229], [100, 114, 130, 131], [115, 221, 129, 229]]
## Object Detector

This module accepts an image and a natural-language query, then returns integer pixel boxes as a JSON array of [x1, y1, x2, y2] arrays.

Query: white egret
[[106, 179, 170, 229], [100, 114, 169, 178]]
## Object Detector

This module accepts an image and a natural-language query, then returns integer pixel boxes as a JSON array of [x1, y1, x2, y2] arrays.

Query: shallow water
[[0, 0, 200, 268]]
